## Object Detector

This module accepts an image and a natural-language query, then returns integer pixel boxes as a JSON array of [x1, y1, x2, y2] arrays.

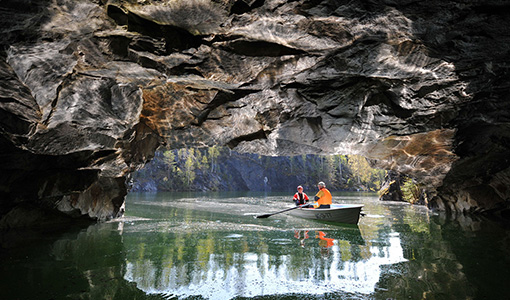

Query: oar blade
[[255, 214, 272, 219]]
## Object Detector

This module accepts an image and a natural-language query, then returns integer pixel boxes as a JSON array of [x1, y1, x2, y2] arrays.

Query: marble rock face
[[1, 0, 509, 226]]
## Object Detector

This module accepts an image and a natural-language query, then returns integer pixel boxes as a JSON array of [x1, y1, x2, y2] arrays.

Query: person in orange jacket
[[313, 181, 332, 209], [316, 231, 335, 248]]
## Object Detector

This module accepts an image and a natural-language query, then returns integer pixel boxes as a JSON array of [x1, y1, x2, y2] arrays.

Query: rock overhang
[[1, 0, 510, 227]]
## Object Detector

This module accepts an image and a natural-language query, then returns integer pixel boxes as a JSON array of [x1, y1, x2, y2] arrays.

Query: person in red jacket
[[292, 185, 309, 206]]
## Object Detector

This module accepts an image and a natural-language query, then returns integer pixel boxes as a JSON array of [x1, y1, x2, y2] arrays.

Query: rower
[[313, 181, 332, 209], [292, 185, 309, 206]]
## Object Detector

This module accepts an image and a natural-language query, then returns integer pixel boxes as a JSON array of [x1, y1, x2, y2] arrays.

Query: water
[[1, 192, 509, 300]]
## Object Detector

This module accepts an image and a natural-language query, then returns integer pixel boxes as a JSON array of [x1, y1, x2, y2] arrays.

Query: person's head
[[297, 185, 303, 192], [318, 181, 325, 189]]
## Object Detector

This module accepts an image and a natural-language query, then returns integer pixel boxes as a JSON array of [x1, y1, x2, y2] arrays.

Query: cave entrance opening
[[129, 146, 387, 194]]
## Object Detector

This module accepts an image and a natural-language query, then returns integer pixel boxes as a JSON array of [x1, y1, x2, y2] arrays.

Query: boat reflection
[[123, 225, 406, 299], [294, 225, 370, 261]]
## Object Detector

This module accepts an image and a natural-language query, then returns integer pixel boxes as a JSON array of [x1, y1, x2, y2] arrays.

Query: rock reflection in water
[[122, 224, 407, 299]]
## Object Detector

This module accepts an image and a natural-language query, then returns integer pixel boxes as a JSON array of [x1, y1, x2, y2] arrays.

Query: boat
[[288, 204, 364, 224]]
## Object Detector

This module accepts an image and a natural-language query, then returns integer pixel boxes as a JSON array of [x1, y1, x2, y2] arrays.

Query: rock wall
[[129, 149, 380, 193], [1, 0, 510, 227]]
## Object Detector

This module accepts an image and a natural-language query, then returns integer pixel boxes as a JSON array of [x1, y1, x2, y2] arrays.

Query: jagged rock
[[1, 0, 510, 227], [379, 171, 405, 202], [379, 170, 430, 205]]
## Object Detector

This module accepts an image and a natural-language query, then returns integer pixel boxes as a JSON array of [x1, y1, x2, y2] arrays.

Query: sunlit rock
[[1, 0, 510, 227]]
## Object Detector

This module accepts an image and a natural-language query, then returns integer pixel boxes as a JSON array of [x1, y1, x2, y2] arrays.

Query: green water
[[1, 192, 509, 300]]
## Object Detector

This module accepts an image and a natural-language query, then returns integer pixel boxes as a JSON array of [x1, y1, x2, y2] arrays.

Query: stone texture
[[1, 0, 510, 227], [379, 171, 405, 202]]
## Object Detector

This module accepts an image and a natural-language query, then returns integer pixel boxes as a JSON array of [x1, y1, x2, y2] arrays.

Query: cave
[[1, 0, 510, 229]]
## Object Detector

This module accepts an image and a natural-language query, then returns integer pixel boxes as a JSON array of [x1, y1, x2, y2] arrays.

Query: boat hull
[[288, 204, 364, 224]]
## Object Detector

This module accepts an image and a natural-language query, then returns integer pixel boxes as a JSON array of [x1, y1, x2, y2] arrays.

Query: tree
[[177, 148, 187, 162], [208, 146, 220, 173], [183, 158, 195, 187], [345, 155, 387, 191], [339, 155, 347, 179], [163, 150, 177, 174], [325, 155, 336, 184], [133, 147, 387, 192], [200, 154, 209, 171], [183, 151, 196, 187], [347, 155, 371, 185], [401, 177, 421, 204]]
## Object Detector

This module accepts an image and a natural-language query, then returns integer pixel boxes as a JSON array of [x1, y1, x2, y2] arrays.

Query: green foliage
[[200, 155, 209, 171], [401, 177, 421, 204], [184, 155, 196, 186], [175, 167, 185, 185], [208, 146, 220, 173], [163, 150, 176, 172], [132, 147, 387, 192], [345, 155, 385, 191]]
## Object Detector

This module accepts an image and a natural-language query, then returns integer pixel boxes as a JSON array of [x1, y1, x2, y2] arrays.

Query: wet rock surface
[[1, 0, 510, 226]]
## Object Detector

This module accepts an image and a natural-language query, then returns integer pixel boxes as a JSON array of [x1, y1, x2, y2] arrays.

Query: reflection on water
[[1, 192, 510, 300], [123, 224, 406, 299]]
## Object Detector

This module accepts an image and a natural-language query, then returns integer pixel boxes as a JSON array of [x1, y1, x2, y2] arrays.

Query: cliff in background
[[1, 0, 510, 227], [130, 147, 385, 192]]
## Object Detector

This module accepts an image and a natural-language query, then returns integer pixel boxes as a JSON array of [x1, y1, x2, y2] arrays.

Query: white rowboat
[[288, 204, 364, 224]]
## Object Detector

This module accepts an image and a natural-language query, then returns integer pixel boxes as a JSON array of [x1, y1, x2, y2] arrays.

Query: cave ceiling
[[1, 0, 509, 224]]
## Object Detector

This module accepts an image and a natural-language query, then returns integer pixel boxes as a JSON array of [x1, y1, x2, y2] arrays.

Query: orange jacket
[[314, 187, 332, 207], [316, 231, 334, 248]]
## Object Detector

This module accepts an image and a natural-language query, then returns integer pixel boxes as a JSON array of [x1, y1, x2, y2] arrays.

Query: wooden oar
[[256, 204, 307, 219]]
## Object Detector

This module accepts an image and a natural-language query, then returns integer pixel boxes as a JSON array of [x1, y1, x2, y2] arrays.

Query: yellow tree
[[200, 154, 209, 171], [347, 155, 372, 185], [163, 150, 177, 174], [208, 146, 220, 173], [183, 150, 196, 187]]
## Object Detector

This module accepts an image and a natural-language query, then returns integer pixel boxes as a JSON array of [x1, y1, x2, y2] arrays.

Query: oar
[[256, 204, 307, 219]]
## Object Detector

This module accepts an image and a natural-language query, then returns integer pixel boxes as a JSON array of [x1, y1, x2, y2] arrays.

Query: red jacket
[[293, 192, 309, 204]]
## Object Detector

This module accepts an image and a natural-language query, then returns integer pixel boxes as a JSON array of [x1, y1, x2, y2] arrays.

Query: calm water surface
[[1, 192, 509, 300]]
